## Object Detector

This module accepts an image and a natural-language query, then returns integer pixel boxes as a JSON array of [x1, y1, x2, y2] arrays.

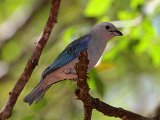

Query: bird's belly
[[45, 59, 79, 82]]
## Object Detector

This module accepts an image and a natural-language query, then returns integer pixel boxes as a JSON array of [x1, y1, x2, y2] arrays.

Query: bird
[[24, 22, 123, 105]]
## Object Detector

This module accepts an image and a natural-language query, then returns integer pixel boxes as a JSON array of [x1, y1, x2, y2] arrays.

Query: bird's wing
[[41, 35, 91, 80]]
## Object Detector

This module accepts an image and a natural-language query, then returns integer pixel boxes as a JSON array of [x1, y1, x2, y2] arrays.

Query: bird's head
[[90, 22, 123, 40]]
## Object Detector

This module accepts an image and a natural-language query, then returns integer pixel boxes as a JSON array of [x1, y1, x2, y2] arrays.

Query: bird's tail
[[24, 81, 51, 105]]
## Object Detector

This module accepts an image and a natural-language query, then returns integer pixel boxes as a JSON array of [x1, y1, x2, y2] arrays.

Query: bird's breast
[[87, 38, 107, 69]]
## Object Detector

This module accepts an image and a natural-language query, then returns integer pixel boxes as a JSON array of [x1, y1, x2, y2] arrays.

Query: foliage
[[0, 0, 160, 120]]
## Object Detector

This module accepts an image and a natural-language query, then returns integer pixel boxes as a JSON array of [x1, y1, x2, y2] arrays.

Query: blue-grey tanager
[[24, 22, 123, 105]]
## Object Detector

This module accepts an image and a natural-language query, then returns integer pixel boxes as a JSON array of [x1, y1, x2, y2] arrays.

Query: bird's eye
[[105, 26, 110, 29]]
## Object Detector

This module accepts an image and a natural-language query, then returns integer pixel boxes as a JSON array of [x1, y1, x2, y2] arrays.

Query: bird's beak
[[111, 30, 123, 36]]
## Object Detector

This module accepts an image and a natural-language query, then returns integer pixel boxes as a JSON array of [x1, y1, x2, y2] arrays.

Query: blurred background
[[0, 0, 160, 120]]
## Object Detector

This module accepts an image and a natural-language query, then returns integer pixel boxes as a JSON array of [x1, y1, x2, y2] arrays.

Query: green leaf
[[90, 69, 105, 97], [98, 16, 110, 22], [149, 44, 160, 66], [134, 20, 156, 53], [118, 11, 135, 20], [84, 0, 112, 17], [130, 0, 144, 9]]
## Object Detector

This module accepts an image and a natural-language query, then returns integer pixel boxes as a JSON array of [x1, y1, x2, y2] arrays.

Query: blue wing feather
[[41, 35, 91, 80]]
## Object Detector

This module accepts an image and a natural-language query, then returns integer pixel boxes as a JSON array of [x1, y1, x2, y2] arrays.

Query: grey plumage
[[24, 22, 123, 105]]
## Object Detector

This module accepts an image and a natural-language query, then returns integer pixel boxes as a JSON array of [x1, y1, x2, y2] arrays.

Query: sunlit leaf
[[130, 0, 144, 9], [84, 0, 112, 17], [149, 44, 160, 65], [134, 20, 156, 53], [98, 16, 110, 22], [118, 11, 136, 20]]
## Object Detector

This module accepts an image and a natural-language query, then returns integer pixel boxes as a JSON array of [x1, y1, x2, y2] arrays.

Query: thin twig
[[91, 98, 151, 120], [75, 50, 154, 120], [0, 0, 61, 120]]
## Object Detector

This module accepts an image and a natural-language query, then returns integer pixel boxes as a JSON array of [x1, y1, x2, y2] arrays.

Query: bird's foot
[[63, 68, 77, 75]]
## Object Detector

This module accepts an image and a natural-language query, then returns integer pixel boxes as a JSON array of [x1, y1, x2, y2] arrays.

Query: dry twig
[[0, 0, 61, 119]]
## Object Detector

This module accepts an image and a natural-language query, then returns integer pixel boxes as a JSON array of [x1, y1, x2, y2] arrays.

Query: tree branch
[[75, 51, 92, 120], [0, 0, 61, 120], [75, 50, 154, 120]]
